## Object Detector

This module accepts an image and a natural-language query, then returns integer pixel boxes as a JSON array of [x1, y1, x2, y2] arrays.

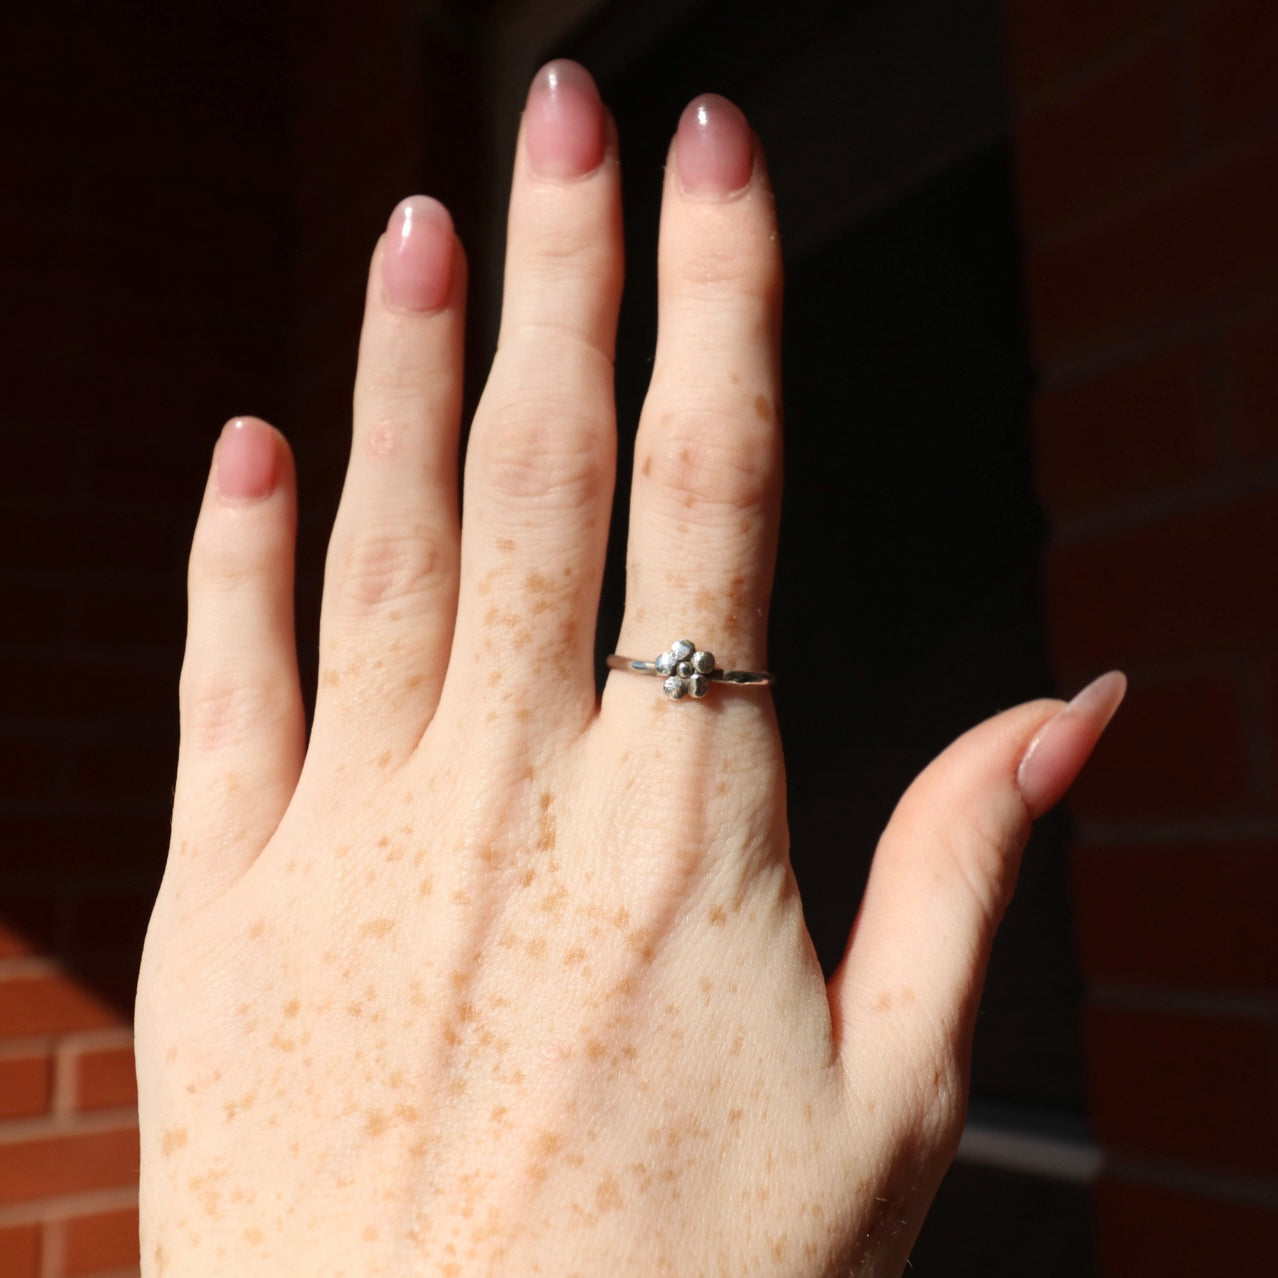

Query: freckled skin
[[133, 65, 1092, 1278]]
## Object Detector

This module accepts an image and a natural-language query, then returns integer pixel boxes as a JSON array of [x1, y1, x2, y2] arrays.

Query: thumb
[[829, 672, 1126, 1113]]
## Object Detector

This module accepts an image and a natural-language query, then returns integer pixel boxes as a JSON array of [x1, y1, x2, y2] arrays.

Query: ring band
[[606, 638, 774, 701]]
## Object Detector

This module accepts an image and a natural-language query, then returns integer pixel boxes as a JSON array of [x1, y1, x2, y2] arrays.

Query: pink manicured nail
[[1017, 671, 1128, 819], [675, 94, 754, 197], [525, 60, 605, 179], [215, 417, 278, 501], [383, 196, 454, 313]]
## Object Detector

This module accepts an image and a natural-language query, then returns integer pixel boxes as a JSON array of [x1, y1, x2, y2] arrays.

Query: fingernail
[[675, 94, 754, 197], [215, 417, 278, 501], [382, 196, 454, 313], [1017, 671, 1128, 819], [525, 60, 605, 179]]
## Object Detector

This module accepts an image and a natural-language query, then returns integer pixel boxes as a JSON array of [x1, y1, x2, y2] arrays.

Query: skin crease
[[135, 63, 1124, 1277]]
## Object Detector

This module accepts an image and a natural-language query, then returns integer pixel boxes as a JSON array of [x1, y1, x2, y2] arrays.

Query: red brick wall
[[1006, 0, 1278, 1268], [1, 6, 286, 1275]]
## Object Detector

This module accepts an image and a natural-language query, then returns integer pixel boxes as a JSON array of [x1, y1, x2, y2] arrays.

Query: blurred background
[[2, 0, 1276, 1273]]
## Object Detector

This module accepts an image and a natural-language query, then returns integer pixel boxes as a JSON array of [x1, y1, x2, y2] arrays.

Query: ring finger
[[608, 95, 783, 711]]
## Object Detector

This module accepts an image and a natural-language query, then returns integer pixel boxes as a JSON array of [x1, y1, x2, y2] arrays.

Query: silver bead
[[670, 638, 695, 661], [656, 650, 677, 675], [676, 660, 694, 678], [688, 673, 709, 698], [663, 675, 688, 700], [692, 650, 714, 674]]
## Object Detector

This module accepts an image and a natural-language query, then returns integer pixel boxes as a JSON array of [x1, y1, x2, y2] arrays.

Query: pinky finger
[[170, 417, 305, 903]]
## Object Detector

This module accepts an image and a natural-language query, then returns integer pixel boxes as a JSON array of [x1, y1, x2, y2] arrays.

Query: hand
[[136, 61, 1124, 1277]]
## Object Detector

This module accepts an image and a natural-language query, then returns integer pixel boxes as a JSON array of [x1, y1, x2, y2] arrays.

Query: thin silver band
[[604, 656, 773, 686], [605, 638, 773, 701]]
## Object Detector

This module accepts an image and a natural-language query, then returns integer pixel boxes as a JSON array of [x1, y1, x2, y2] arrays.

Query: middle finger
[[440, 61, 623, 736]]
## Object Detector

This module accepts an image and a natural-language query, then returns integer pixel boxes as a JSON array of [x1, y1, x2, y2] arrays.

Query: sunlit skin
[[136, 61, 1124, 1276]]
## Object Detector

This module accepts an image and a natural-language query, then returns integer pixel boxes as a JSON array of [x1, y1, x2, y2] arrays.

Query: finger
[[314, 197, 465, 759], [830, 674, 1127, 1127], [607, 95, 782, 706], [171, 418, 305, 899], [441, 61, 621, 732]]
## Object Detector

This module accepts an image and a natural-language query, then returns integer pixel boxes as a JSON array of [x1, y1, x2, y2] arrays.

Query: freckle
[[564, 946, 586, 966], [585, 1038, 607, 1061], [730, 1030, 744, 1057], [453, 889, 471, 905], [753, 393, 771, 421], [283, 998, 300, 1018], [728, 1108, 743, 1124], [360, 918, 395, 939], [641, 455, 653, 477], [526, 935, 547, 958], [596, 1173, 624, 1212], [271, 1033, 296, 1052], [875, 991, 893, 1012], [363, 1225, 379, 1242], [166, 1046, 178, 1062], [364, 1109, 389, 1138], [335, 843, 351, 859], [161, 1127, 188, 1156], [497, 537, 516, 553], [321, 668, 340, 686], [730, 372, 741, 385], [377, 750, 391, 768], [248, 919, 264, 940], [627, 929, 654, 961]]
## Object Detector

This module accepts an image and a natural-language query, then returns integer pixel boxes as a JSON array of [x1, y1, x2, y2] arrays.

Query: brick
[[0, 1223, 39, 1278], [1014, 33, 1183, 231], [1095, 1176, 1278, 1276], [1087, 1006, 1278, 1174], [1004, 0, 1179, 97], [1066, 670, 1255, 821], [0, 899, 60, 958], [64, 1206, 140, 1276], [1074, 840, 1278, 988], [73, 1044, 138, 1112], [0, 973, 125, 1037], [1192, 0, 1278, 142], [1046, 491, 1278, 668], [1220, 305, 1278, 462], [1028, 135, 1278, 362], [0, 1124, 139, 1204], [1033, 342, 1216, 520], [0, 1054, 52, 1119]]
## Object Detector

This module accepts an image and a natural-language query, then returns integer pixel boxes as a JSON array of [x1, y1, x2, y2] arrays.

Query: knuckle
[[476, 405, 611, 509], [669, 234, 782, 304], [642, 409, 778, 516], [917, 1047, 969, 1151], [187, 527, 274, 594], [179, 672, 291, 753], [330, 522, 450, 613]]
